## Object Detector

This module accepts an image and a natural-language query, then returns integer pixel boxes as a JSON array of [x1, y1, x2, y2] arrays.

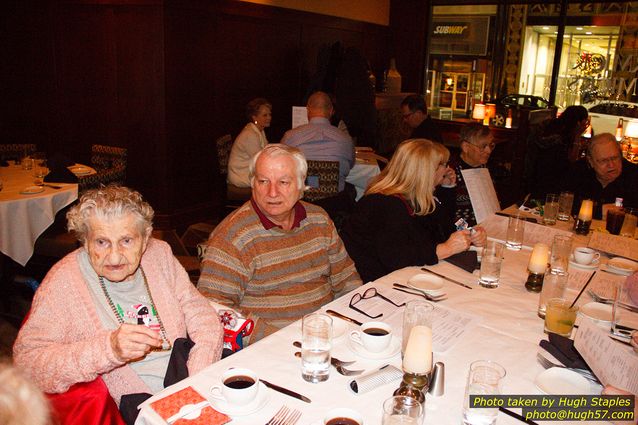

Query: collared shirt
[[281, 117, 355, 191], [250, 198, 307, 230]]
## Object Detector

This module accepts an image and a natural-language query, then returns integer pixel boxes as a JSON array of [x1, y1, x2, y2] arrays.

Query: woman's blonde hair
[[0, 362, 51, 425], [366, 138, 449, 215]]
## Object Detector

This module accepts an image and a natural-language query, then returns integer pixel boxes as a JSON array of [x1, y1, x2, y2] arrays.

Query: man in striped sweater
[[198, 144, 362, 342]]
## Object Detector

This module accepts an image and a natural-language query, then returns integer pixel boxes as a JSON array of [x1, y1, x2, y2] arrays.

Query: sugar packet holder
[[349, 365, 403, 394]]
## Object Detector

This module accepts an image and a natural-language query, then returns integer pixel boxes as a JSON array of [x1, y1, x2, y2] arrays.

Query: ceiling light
[[542, 26, 550, 30], [576, 27, 583, 30], [586, 31, 592, 35]]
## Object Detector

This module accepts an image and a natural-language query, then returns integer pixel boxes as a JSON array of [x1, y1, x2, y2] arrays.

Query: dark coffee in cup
[[326, 418, 360, 425], [224, 375, 255, 389], [606, 209, 625, 235], [363, 327, 389, 336]]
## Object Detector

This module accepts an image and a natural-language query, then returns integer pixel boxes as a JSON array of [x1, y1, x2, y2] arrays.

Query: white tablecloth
[[136, 239, 630, 425], [0, 163, 78, 266], [347, 156, 381, 201]]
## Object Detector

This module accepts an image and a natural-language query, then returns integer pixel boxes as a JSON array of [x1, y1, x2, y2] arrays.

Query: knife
[[421, 268, 473, 289], [392, 283, 442, 301], [495, 211, 538, 223], [259, 379, 311, 403], [326, 309, 363, 326]]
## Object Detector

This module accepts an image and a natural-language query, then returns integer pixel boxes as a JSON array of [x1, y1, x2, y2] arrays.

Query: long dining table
[[136, 212, 637, 425]]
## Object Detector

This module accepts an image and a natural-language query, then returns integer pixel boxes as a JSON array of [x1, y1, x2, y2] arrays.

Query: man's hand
[[110, 324, 162, 363]]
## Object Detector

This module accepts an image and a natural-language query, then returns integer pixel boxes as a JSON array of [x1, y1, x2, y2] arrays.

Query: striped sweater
[[197, 201, 361, 342]]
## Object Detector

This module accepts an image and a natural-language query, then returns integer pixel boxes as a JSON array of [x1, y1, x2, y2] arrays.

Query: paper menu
[[588, 232, 638, 261], [292, 106, 308, 129], [461, 168, 500, 225], [575, 318, 638, 394], [479, 213, 573, 248]]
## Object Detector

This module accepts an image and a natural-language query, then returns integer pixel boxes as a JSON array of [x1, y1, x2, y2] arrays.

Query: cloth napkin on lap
[[150, 386, 230, 425], [43, 154, 78, 183], [539, 333, 590, 370]]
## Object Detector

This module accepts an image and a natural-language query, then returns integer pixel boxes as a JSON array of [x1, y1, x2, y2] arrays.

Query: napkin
[[44, 154, 78, 183], [445, 250, 478, 273], [150, 386, 230, 425], [539, 333, 590, 371]]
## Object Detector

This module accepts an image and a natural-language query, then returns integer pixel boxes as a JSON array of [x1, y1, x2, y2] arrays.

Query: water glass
[[543, 193, 559, 225], [478, 241, 505, 288], [301, 312, 332, 383], [557, 191, 574, 221], [402, 300, 434, 357], [550, 234, 572, 273], [505, 215, 525, 250], [606, 208, 626, 235], [462, 360, 506, 425], [620, 208, 637, 238], [544, 299, 578, 336], [538, 270, 568, 318], [612, 278, 638, 339], [382, 395, 424, 425]]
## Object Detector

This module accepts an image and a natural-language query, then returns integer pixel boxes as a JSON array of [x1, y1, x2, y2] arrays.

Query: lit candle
[[403, 325, 432, 374], [505, 109, 512, 129], [472, 103, 485, 121], [528, 243, 549, 274], [578, 200, 593, 221]]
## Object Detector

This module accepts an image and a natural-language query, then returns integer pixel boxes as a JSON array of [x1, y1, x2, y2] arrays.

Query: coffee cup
[[349, 321, 392, 353], [573, 247, 600, 265], [324, 408, 363, 425], [210, 368, 258, 406]]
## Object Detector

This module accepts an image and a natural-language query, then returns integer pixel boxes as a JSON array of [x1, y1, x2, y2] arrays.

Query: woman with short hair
[[341, 139, 486, 282], [14, 186, 223, 413]]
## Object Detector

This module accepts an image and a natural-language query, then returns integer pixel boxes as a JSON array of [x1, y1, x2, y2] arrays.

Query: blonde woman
[[341, 139, 486, 282]]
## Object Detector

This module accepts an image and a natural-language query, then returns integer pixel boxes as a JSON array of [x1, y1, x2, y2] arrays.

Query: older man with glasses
[[400, 94, 443, 144], [563, 133, 638, 219], [447, 123, 497, 226]]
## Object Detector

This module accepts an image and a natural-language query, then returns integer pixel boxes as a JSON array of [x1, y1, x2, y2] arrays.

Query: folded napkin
[[445, 250, 478, 273], [539, 333, 590, 371], [150, 386, 230, 425], [44, 154, 78, 183]]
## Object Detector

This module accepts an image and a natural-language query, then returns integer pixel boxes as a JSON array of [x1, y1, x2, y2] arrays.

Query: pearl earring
[[254, 120, 258, 125]]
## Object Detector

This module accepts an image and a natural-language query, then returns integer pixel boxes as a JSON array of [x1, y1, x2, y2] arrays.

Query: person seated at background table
[[340, 139, 486, 283], [197, 144, 362, 342], [448, 123, 496, 226], [400, 94, 443, 144], [0, 362, 51, 425], [227, 97, 272, 188], [281, 91, 355, 192], [13, 186, 224, 416], [562, 132, 638, 219], [524, 105, 589, 199]]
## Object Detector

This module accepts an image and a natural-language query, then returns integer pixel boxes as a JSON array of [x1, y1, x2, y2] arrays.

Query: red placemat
[[150, 387, 230, 425]]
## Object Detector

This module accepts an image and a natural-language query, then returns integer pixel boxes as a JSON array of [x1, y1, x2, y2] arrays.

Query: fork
[[587, 290, 638, 312], [294, 352, 364, 376], [266, 406, 302, 425], [292, 341, 355, 366], [392, 284, 446, 301], [266, 406, 288, 425], [536, 353, 599, 383]]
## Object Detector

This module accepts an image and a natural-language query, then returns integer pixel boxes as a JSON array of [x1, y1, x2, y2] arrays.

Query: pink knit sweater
[[13, 239, 223, 405]]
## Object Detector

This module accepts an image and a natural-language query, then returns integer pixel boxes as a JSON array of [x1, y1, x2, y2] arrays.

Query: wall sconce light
[[472, 103, 485, 121], [483, 104, 496, 126]]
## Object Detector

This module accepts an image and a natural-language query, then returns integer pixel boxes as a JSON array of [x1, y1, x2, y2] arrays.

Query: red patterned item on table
[[219, 309, 254, 352], [150, 386, 230, 425]]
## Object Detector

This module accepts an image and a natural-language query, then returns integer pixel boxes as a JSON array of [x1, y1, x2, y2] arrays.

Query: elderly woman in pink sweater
[[13, 186, 224, 420]]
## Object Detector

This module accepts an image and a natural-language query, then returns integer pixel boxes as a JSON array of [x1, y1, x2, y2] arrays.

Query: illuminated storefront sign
[[430, 16, 490, 56]]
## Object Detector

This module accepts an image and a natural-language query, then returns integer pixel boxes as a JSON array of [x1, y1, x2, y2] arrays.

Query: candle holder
[[525, 271, 544, 292], [573, 218, 591, 235], [393, 370, 430, 403]]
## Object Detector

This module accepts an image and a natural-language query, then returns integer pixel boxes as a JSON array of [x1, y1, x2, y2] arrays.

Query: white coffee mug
[[324, 408, 364, 425], [349, 321, 392, 353], [210, 368, 259, 406], [573, 247, 600, 265]]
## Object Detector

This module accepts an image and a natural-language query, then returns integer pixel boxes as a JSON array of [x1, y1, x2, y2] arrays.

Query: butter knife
[[259, 379, 311, 403], [421, 268, 473, 289], [326, 309, 362, 326], [166, 401, 209, 424]]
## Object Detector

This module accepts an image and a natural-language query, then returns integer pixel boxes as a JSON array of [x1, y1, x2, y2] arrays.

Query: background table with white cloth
[[346, 149, 383, 200], [136, 227, 635, 425], [0, 163, 78, 266]]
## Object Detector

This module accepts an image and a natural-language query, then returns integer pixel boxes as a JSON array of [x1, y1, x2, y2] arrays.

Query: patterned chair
[[303, 160, 340, 202], [216, 134, 232, 175], [0, 143, 36, 161], [78, 145, 127, 191]]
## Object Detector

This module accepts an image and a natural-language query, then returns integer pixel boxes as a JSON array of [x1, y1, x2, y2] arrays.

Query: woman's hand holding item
[[110, 323, 162, 363], [436, 230, 471, 260], [470, 226, 487, 247]]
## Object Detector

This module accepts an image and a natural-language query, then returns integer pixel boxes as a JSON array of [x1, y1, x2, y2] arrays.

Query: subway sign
[[431, 16, 490, 55]]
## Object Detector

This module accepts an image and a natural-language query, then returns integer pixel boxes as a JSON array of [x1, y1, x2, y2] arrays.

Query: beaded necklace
[[98, 266, 172, 351]]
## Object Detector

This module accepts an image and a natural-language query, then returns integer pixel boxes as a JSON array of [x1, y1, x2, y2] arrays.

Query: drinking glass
[[402, 300, 434, 357], [462, 360, 506, 425], [301, 312, 332, 383], [538, 270, 568, 318], [543, 193, 559, 225], [505, 215, 525, 250], [557, 191, 574, 221], [478, 241, 505, 288], [620, 208, 637, 238], [382, 395, 424, 425], [544, 299, 578, 336], [606, 208, 626, 235], [612, 278, 638, 339], [550, 234, 572, 273]]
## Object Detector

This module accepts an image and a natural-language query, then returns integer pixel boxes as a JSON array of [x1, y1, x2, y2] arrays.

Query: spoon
[[292, 341, 355, 366], [294, 352, 363, 376]]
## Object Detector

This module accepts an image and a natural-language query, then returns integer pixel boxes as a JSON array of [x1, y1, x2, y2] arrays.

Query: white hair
[[249, 144, 308, 195], [0, 362, 51, 425]]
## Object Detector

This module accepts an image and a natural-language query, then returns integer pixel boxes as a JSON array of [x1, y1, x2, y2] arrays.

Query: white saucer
[[579, 302, 612, 327], [347, 335, 401, 360], [20, 186, 44, 195], [607, 257, 638, 276], [68, 165, 91, 176], [209, 382, 270, 417], [569, 256, 599, 270], [408, 274, 445, 294], [535, 368, 600, 395]]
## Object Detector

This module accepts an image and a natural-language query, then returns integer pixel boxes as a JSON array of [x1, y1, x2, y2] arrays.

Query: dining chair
[[215, 134, 250, 213], [303, 160, 340, 202], [0, 143, 36, 161]]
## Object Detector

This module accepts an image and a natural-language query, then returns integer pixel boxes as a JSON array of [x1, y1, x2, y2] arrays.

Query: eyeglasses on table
[[349, 287, 406, 319]]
